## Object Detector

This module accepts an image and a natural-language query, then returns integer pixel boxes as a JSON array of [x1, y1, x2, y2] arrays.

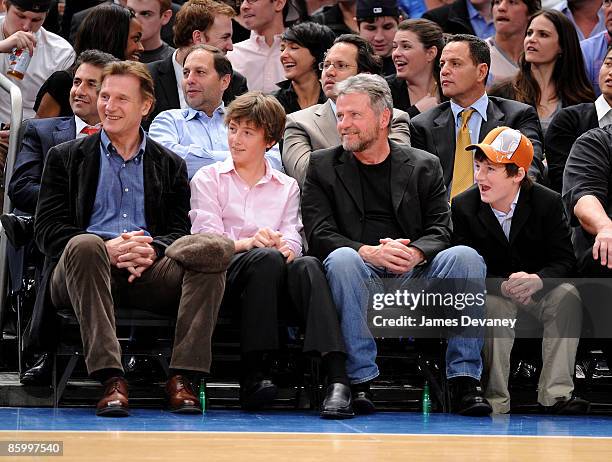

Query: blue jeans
[[323, 245, 486, 384]]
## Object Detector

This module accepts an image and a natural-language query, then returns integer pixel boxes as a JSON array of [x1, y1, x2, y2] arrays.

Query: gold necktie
[[450, 108, 475, 199]]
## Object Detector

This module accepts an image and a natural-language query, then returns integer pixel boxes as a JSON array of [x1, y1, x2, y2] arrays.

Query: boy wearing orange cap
[[451, 126, 589, 415]]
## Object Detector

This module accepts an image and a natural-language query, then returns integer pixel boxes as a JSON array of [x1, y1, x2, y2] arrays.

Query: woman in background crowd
[[490, 9, 595, 134], [35, 4, 144, 118], [272, 22, 336, 115], [386, 18, 445, 118]]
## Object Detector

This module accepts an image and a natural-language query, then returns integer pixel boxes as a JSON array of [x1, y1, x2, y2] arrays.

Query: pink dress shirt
[[227, 32, 285, 93], [189, 157, 303, 257]]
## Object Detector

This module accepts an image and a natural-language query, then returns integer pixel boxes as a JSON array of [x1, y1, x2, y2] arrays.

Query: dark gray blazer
[[410, 96, 546, 188]]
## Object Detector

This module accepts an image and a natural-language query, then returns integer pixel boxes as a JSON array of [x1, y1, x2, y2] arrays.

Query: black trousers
[[223, 247, 345, 355]]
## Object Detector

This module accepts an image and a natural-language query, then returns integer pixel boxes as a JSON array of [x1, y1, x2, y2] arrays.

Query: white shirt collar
[[74, 115, 99, 137], [490, 189, 521, 218], [595, 94, 612, 125]]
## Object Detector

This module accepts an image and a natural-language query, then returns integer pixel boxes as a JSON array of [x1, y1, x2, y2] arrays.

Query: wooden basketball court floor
[[1, 409, 612, 461]]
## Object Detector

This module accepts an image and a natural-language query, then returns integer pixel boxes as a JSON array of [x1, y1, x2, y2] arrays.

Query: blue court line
[[1, 408, 612, 438]]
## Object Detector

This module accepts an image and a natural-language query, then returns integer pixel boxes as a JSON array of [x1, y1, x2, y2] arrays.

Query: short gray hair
[[335, 74, 393, 121]]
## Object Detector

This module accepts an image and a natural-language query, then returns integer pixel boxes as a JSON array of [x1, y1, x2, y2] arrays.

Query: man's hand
[[116, 234, 157, 282], [0, 129, 9, 144], [251, 227, 282, 249], [359, 238, 423, 274], [593, 225, 612, 269], [502, 272, 543, 305], [0, 31, 36, 55], [105, 231, 157, 282], [277, 240, 296, 263]]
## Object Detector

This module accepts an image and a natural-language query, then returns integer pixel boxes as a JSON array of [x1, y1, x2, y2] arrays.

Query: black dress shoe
[[449, 376, 492, 416], [240, 379, 278, 410], [0, 213, 34, 248], [320, 383, 354, 419], [20, 353, 52, 385], [541, 395, 591, 415], [352, 390, 376, 415]]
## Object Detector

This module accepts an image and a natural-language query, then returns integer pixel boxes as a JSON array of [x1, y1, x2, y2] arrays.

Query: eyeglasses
[[318, 61, 357, 72], [605, 0, 612, 7]]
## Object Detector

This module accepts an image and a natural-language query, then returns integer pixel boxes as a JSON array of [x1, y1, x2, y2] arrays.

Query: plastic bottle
[[7, 48, 31, 80], [422, 381, 431, 415], [199, 378, 207, 412]]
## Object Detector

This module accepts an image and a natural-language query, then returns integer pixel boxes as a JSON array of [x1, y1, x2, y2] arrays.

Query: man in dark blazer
[[145, 0, 248, 130], [452, 126, 588, 415], [27, 61, 227, 417], [411, 34, 545, 198], [545, 46, 612, 194], [68, 1, 181, 47], [302, 73, 491, 416]]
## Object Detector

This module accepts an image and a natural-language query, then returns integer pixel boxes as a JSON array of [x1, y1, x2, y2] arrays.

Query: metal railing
[[0, 73, 23, 345]]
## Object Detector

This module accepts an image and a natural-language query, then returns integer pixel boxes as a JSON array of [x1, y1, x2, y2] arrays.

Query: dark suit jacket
[[24, 133, 190, 351], [422, 0, 476, 36], [545, 103, 598, 194], [410, 96, 546, 189], [451, 183, 576, 281], [301, 140, 451, 262], [8, 117, 76, 215], [69, 2, 180, 47], [145, 55, 248, 130]]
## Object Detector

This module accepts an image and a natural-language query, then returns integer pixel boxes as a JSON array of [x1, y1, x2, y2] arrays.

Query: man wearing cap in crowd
[[0, 0, 74, 174], [356, 0, 401, 76], [451, 126, 589, 415]]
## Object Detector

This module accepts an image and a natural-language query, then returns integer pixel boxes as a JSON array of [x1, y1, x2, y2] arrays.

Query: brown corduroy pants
[[50, 234, 225, 376]]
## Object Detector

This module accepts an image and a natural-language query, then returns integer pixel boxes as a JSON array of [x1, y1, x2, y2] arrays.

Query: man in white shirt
[[227, 0, 286, 92], [0, 0, 74, 123]]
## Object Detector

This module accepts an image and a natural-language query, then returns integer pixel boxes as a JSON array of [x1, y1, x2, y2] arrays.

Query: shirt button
[[123, 229, 128, 233], [124, 188, 129, 192], [122, 213, 127, 218], [122, 164, 126, 168]]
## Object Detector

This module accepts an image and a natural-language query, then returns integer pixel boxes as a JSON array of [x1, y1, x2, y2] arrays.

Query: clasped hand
[[105, 230, 157, 283], [248, 227, 295, 263]]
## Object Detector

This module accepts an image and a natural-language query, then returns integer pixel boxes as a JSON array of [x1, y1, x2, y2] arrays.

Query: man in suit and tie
[[8, 50, 117, 216], [546, 45, 612, 194], [28, 60, 227, 417], [283, 33, 411, 188], [411, 34, 545, 200], [145, 0, 248, 130], [302, 73, 492, 416], [452, 126, 588, 414]]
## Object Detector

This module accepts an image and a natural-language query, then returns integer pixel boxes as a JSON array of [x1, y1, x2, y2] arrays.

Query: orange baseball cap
[[466, 126, 533, 172]]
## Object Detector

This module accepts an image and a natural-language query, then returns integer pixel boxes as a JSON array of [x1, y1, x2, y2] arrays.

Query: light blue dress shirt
[[87, 129, 148, 239], [148, 103, 283, 179], [581, 30, 609, 97], [466, 0, 495, 39], [555, 1, 605, 42], [450, 92, 490, 146]]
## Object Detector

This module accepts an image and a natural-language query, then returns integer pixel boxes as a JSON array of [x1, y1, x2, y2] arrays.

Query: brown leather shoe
[[96, 377, 129, 417], [165, 375, 202, 414]]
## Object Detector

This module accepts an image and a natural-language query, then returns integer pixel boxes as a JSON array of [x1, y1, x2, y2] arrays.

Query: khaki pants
[[483, 283, 582, 413], [50, 234, 226, 375]]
